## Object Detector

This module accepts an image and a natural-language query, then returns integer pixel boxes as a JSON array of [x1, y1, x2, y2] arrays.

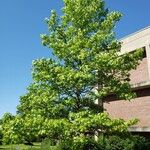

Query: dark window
[[142, 47, 146, 58]]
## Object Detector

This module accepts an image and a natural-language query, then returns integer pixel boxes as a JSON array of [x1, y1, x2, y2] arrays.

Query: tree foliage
[[1, 0, 143, 147]]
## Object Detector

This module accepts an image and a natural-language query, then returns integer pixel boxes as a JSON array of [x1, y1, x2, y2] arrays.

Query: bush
[[58, 138, 101, 150], [97, 135, 150, 150], [40, 138, 54, 150], [132, 135, 150, 150], [100, 135, 134, 150], [49, 135, 150, 150]]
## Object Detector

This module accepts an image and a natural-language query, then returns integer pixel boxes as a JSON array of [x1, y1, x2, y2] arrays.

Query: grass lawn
[[0, 143, 41, 150]]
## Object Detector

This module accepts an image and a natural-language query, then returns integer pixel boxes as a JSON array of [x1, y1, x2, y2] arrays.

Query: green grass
[[0, 143, 41, 150]]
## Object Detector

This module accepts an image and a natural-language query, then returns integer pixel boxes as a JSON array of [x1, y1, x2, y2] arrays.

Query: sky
[[0, 0, 150, 118]]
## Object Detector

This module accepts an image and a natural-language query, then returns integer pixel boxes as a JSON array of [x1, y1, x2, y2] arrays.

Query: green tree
[[33, 0, 142, 146], [38, 0, 142, 111], [1, 113, 16, 144], [2, 0, 143, 148], [0, 119, 3, 145], [36, 0, 142, 147]]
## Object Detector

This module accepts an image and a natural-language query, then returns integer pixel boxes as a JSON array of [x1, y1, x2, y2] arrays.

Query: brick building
[[104, 27, 150, 136]]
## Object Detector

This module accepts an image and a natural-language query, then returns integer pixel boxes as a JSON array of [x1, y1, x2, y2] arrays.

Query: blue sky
[[0, 0, 150, 117]]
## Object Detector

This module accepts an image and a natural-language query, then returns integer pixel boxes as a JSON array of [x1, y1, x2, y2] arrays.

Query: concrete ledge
[[131, 80, 150, 90], [129, 126, 150, 132]]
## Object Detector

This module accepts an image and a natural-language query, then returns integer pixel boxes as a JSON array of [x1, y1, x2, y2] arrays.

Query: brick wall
[[130, 57, 149, 85], [104, 88, 150, 127]]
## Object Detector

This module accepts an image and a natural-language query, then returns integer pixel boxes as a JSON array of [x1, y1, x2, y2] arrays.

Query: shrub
[[132, 135, 150, 150], [101, 135, 134, 150], [40, 138, 53, 150], [97, 135, 150, 150], [49, 135, 150, 150]]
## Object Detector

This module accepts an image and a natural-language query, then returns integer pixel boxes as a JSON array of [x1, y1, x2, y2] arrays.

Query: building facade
[[104, 27, 150, 136]]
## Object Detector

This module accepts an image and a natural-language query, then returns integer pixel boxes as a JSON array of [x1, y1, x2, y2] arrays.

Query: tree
[[0, 119, 3, 145], [33, 0, 142, 146], [2, 0, 143, 148], [38, 0, 142, 111]]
